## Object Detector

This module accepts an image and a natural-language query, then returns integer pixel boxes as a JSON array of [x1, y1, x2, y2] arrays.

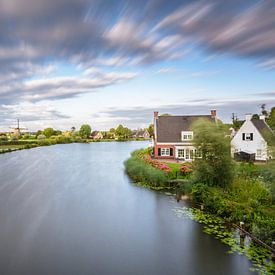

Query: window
[[161, 148, 170, 156], [256, 150, 262, 157], [181, 131, 193, 141], [190, 149, 194, 160], [185, 149, 190, 159], [177, 149, 184, 158], [242, 133, 253, 141]]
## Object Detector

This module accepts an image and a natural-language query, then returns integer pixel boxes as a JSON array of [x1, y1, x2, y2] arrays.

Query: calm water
[[0, 142, 254, 275]]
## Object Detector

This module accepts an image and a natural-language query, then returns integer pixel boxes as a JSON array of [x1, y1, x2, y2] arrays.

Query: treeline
[[232, 104, 275, 130]]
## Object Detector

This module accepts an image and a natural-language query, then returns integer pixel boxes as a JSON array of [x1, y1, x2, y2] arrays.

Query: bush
[[37, 134, 46, 140], [124, 150, 168, 188]]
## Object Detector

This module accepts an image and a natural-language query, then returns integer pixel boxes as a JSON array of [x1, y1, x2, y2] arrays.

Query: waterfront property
[[90, 130, 104, 140], [153, 110, 217, 161], [231, 114, 274, 161], [132, 129, 150, 139]]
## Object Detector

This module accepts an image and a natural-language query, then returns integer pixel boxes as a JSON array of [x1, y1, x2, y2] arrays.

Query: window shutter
[[250, 133, 253, 141], [242, 133, 245, 140], [158, 148, 161, 156], [170, 148, 173, 156]]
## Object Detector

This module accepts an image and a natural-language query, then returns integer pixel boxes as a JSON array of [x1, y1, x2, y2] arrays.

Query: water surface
[[0, 142, 254, 274]]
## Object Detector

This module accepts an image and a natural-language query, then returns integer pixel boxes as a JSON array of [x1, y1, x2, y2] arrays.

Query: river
[[0, 141, 255, 274]]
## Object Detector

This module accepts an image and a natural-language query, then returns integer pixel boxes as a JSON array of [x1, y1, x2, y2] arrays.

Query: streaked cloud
[[0, 0, 275, 130]]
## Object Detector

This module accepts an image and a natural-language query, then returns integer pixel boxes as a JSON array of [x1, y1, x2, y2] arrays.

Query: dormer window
[[181, 131, 193, 141], [242, 133, 253, 141]]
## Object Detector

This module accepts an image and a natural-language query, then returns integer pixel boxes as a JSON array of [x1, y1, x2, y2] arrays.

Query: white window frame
[[177, 149, 184, 158], [256, 149, 262, 157], [181, 131, 193, 141], [161, 148, 170, 156]]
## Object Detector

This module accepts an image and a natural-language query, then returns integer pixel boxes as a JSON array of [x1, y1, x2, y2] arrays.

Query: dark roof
[[251, 119, 274, 140], [90, 131, 101, 136], [156, 115, 214, 142]]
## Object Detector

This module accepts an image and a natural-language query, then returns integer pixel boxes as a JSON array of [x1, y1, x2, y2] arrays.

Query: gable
[[231, 120, 265, 144]]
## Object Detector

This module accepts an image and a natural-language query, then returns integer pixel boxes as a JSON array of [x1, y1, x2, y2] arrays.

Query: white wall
[[231, 120, 268, 161]]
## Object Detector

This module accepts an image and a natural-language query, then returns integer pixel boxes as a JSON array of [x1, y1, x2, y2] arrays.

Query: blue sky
[[0, 0, 275, 131]]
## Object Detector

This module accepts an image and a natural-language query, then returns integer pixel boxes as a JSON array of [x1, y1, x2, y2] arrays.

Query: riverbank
[[0, 138, 150, 154], [125, 148, 275, 250]]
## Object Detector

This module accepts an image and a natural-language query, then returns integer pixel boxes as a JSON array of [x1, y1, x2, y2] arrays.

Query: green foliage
[[266, 106, 275, 131], [115, 124, 132, 139], [37, 134, 46, 140], [43, 127, 55, 138], [174, 207, 275, 274], [232, 119, 244, 130], [124, 149, 168, 188], [148, 124, 154, 137], [0, 135, 8, 141], [190, 176, 274, 243], [192, 119, 235, 187], [79, 124, 92, 138]]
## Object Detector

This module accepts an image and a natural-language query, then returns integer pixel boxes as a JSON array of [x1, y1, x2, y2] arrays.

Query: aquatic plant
[[173, 206, 275, 275]]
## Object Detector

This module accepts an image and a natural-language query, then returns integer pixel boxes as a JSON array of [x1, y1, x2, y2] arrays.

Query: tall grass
[[124, 150, 168, 188]]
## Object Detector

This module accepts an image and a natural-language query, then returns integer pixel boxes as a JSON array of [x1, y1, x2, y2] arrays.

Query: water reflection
[[0, 142, 254, 274]]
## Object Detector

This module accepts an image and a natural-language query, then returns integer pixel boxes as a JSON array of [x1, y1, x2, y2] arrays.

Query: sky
[[0, 0, 275, 131]]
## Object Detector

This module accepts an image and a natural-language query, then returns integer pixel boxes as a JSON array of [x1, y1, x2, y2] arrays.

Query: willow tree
[[191, 119, 234, 187]]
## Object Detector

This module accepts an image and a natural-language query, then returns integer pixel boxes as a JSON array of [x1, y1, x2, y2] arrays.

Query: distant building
[[153, 110, 217, 161], [132, 129, 150, 139], [90, 131, 104, 140], [231, 114, 274, 161]]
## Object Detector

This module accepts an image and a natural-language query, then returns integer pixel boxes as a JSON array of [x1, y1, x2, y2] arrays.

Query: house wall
[[231, 120, 268, 161], [154, 144, 175, 159]]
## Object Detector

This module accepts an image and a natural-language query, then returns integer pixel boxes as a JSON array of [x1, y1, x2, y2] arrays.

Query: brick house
[[153, 110, 217, 161]]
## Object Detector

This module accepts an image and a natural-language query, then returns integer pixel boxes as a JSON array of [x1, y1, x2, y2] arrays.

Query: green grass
[[0, 144, 26, 149], [166, 162, 181, 172]]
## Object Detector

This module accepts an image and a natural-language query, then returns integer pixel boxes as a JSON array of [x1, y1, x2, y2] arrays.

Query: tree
[[261, 104, 268, 116], [267, 106, 275, 131], [192, 119, 234, 187], [43, 128, 54, 138], [79, 124, 91, 139], [148, 124, 154, 137], [115, 125, 132, 139], [252, 114, 259, 119]]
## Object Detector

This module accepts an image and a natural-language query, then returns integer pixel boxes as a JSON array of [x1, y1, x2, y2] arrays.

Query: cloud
[[155, 1, 275, 60], [1, 0, 275, 106], [0, 102, 70, 130], [95, 95, 275, 128], [0, 70, 138, 103]]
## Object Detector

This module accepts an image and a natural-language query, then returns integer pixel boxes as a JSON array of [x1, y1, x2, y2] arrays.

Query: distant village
[[0, 105, 274, 161]]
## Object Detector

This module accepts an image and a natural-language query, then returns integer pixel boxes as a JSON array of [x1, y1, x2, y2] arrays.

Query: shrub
[[124, 150, 168, 187], [180, 163, 193, 175], [37, 134, 46, 140]]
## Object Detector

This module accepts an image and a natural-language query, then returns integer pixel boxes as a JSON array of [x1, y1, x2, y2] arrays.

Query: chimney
[[260, 115, 266, 121], [211, 110, 216, 118], [245, 114, 252, 121], [154, 111, 159, 119]]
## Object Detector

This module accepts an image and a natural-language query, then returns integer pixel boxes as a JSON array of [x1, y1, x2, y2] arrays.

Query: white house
[[231, 114, 274, 161]]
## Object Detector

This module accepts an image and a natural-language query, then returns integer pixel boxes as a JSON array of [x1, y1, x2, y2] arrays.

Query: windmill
[[10, 119, 28, 137]]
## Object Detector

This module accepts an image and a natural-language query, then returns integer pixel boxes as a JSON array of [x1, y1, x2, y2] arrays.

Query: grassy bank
[[0, 137, 87, 154], [124, 149, 169, 189], [124, 148, 275, 245]]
